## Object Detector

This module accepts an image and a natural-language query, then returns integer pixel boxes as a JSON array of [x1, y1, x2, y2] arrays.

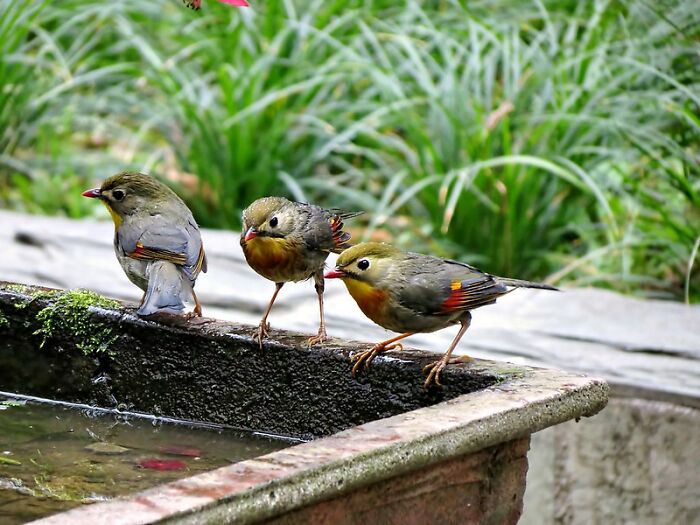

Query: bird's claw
[[185, 299, 203, 320], [307, 329, 328, 347], [184, 309, 202, 321], [254, 321, 271, 349], [385, 342, 404, 353], [422, 355, 472, 388], [351, 349, 377, 377], [422, 360, 446, 388], [350, 342, 404, 377]]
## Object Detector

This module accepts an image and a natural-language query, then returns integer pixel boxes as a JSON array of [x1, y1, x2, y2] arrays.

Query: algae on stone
[[4, 283, 30, 294], [10, 287, 59, 310], [34, 290, 121, 355]]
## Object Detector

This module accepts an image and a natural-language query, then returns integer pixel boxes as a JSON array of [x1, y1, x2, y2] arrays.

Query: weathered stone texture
[[522, 397, 700, 525], [263, 438, 530, 525]]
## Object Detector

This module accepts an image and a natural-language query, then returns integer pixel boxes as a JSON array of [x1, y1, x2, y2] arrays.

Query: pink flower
[[183, 0, 249, 9]]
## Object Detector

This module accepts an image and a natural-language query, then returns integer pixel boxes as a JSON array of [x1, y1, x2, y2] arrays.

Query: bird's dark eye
[[269, 216, 279, 228], [357, 259, 370, 271], [112, 189, 125, 201]]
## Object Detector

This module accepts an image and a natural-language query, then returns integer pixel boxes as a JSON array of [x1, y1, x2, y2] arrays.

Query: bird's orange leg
[[307, 272, 327, 346], [423, 314, 472, 388], [185, 288, 203, 320], [255, 282, 284, 349], [351, 332, 415, 377]]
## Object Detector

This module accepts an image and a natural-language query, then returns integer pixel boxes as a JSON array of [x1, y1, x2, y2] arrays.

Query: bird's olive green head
[[327, 242, 401, 283], [241, 196, 295, 242], [82, 172, 178, 221]]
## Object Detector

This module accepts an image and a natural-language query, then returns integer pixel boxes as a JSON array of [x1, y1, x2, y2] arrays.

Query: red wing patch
[[129, 241, 188, 266], [330, 215, 352, 250], [442, 278, 503, 312]]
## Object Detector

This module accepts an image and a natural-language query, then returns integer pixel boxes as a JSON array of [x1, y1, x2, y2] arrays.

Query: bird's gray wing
[[298, 204, 359, 254], [395, 255, 507, 315], [118, 215, 206, 282], [296, 204, 336, 252]]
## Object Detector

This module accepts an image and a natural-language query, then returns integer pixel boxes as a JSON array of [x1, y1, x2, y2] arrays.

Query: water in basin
[[0, 395, 295, 524]]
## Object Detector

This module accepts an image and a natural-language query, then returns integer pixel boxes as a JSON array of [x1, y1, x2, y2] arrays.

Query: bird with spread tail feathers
[[82, 172, 207, 318], [240, 197, 361, 347], [325, 242, 557, 387]]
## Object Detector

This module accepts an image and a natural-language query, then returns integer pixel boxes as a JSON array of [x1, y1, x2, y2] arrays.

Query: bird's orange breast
[[343, 278, 389, 325], [242, 236, 294, 278]]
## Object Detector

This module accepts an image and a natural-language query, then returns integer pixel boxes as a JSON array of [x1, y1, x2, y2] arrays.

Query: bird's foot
[[184, 309, 202, 321], [422, 354, 472, 388], [351, 342, 404, 377], [254, 321, 271, 349], [307, 328, 328, 347]]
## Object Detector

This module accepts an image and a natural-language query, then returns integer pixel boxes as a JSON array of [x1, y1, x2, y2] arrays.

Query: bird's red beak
[[81, 188, 102, 198], [244, 227, 258, 242], [324, 268, 345, 279]]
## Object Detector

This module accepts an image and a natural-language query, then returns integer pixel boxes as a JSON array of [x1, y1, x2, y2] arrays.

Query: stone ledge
[[0, 281, 608, 524]]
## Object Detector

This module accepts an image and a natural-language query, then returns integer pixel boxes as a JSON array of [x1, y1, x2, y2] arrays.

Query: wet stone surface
[[0, 283, 499, 440]]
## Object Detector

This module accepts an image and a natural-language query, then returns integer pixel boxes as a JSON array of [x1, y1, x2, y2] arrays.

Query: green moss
[[492, 370, 526, 385], [29, 289, 61, 302], [32, 472, 99, 503], [9, 287, 60, 310], [34, 290, 121, 356], [4, 283, 29, 294], [0, 312, 8, 328], [5, 284, 31, 309]]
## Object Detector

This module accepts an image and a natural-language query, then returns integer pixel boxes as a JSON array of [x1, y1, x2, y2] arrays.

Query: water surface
[[0, 395, 294, 524]]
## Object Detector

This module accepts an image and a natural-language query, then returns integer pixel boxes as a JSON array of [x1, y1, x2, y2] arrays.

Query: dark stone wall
[[0, 283, 498, 440]]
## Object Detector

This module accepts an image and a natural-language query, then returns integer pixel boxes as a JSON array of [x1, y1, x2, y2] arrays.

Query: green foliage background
[[0, 0, 698, 300]]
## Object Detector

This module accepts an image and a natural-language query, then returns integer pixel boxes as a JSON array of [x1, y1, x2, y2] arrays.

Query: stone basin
[[0, 282, 608, 524]]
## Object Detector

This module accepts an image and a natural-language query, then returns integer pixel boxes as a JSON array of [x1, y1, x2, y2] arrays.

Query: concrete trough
[[0, 282, 608, 524]]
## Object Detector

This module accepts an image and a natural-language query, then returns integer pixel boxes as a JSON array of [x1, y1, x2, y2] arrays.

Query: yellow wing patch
[[194, 245, 206, 275], [129, 241, 188, 265]]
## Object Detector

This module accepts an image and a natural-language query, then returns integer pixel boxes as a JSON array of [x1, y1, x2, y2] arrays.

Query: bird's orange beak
[[324, 268, 345, 279], [82, 188, 102, 198], [244, 227, 258, 242]]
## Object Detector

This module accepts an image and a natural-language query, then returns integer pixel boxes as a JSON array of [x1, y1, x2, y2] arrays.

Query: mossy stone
[[34, 290, 121, 356]]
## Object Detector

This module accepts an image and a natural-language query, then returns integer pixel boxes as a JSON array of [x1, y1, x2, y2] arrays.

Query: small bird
[[182, 0, 249, 10], [82, 172, 207, 317], [325, 242, 557, 387], [240, 197, 361, 347]]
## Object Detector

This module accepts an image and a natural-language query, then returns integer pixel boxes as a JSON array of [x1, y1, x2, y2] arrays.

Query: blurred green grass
[[0, 0, 698, 301]]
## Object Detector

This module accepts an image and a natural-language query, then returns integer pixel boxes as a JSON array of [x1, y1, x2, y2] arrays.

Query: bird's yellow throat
[[100, 201, 123, 229]]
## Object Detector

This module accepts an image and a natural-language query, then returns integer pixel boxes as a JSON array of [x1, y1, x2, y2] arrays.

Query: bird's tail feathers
[[495, 277, 559, 291], [137, 261, 189, 316], [330, 241, 355, 254], [330, 209, 364, 221]]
